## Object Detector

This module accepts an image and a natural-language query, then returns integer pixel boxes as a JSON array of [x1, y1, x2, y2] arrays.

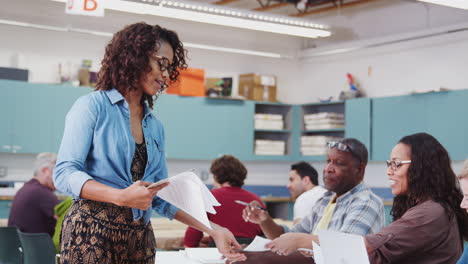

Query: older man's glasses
[[152, 55, 174, 76], [386, 160, 411, 171], [326, 141, 362, 163]]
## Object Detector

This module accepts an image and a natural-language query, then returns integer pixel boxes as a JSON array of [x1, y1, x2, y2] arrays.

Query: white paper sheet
[[184, 248, 224, 264], [312, 241, 324, 264], [242, 236, 271, 252], [154, 170, 221, 230], [317, 230, 370, 264]]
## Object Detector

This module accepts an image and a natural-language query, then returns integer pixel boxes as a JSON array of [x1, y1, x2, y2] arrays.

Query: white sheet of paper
[[156, 251, 201, 264], [242, 236, 271, 252], [155, 170, 221, 230], [312, 241, 324, 264], [317, 230, 370, 264], [184, 248, 224, 264]]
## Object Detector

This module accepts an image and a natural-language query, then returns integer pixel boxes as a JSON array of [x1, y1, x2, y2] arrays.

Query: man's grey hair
[[338, 138, 368, 166], [33, 152, 57, 176]]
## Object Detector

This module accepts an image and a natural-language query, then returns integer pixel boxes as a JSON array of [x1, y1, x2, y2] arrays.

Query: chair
[[0, 226, 23, 264], [16, 230, 56, 264]]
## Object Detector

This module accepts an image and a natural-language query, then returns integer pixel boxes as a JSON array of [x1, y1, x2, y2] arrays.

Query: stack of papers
[[184, 248, 224, 264], [315, 230, 370, 264], [300, 135, 341, 156], [304, 112, 345, 130], [243, 236, 271, 252], [255, 113, 284, 130], [150, 170, 220, 229], [255, 139, 286, 155]]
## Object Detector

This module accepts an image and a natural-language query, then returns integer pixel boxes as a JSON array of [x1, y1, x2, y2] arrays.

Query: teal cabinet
[[0, 80, 90, 153], [153, 95, 255, 160], [371, 90, 468, 161], [345, 98, 371, 155]]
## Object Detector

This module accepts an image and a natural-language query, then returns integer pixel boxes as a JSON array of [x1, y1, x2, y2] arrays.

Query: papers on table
[[152, 170, 221, 230], [242, 236, 271, 252], [317, 230, 370, 264], [184, 248, 224, 264], [312, 241, 324, 264]]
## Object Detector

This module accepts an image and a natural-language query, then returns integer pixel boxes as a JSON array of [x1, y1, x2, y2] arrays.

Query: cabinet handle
[[12, 145, 22, 153]]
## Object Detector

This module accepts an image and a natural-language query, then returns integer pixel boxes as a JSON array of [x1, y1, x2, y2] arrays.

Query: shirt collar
[[104, 88, 125, 105], [336, 182, 365, 202]]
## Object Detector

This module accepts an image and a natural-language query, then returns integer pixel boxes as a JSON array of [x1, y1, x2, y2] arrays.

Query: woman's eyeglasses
[[152, 55, 174, 76], [386, 160, 411, 171]]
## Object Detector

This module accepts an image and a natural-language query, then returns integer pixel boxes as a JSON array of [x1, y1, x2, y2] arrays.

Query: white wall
[[283, 27, 468, 104]]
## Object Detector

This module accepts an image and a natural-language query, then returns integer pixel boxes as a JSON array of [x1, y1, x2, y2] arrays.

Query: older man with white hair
[[8, 152, 60, 237]]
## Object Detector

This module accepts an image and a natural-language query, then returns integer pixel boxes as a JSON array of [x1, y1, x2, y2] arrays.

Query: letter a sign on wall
[[65, 0, 104, 17]]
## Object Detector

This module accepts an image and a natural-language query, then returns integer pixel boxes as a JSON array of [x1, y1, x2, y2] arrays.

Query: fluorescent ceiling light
[[0, 19, 286, 58], [51, 0, 331, 38], [417, 0, 468, 10]]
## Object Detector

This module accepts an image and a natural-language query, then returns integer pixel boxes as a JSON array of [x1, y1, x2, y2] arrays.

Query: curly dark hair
[[390, 133, 468, 242], [95, 22, 187, 108], [210, 155, 247, 187], [291, 161, 319, 186]]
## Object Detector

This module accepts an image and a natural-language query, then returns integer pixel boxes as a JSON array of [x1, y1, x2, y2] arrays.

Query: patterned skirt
[[60, 200, 156, 264]]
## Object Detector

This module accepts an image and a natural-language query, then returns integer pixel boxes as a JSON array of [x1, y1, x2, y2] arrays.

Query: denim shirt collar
[[104, 88, 152, 118]]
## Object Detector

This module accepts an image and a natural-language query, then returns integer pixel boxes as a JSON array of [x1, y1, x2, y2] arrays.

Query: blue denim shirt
[[53, 88, 179, 224]]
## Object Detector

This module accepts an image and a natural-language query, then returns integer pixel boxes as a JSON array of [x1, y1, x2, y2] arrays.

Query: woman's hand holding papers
[[116, 180, 169, 210], [209, 223, 247, 262], [266, 233, 314, 256]]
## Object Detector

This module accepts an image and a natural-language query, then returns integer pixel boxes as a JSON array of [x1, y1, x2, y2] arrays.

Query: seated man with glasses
[[241, 138, 384, 257]]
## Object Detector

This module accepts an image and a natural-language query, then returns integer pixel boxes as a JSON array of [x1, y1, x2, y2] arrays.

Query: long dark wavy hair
[[95, 22, 187, 108], [391, 133, 468, 242]]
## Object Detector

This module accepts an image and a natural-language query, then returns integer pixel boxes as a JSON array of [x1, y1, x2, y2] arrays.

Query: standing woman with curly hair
[[365, 133, 468, 263], [54, 22, 245, 264]]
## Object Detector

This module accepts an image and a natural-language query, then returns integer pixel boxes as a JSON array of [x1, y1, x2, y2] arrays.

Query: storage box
[[238, 73, 277, 102], [167, 68, 205, 97]]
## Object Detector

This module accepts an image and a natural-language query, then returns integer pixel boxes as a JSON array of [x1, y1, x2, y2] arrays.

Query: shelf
[[298, 155, 327, 161], [250, 155, 295, 161], [302, 128, 345, 133], [255, 129, 290, 133], [301, 101, 344, 107]]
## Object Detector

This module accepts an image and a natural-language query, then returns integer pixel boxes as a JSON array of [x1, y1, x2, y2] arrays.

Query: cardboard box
[[167, 68, 205, 97], [238, 73, 277, 102]]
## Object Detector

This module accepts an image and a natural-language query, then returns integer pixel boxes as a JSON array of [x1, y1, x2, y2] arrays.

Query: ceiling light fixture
[[0, 19, 287, 58], [416, 0, 468, 10], [50, 0, 331, 38]]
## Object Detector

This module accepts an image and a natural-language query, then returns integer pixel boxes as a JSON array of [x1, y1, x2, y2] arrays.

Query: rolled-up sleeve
[[53, 95, 97, 198]]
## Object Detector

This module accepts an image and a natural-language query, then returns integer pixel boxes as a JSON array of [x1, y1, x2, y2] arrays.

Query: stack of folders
[[301, 135, 341, 156], [254, 113, 284, 130], [255, 139, 285, 155], [304, 112, 344, 130]]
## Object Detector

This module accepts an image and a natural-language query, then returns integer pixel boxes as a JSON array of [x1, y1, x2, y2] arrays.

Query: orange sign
[[65, 0, 104, 17]]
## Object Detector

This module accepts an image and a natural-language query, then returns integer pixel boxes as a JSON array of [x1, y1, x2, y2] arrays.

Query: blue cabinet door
[[371, 90, 468, 161], [153, 95, 254, 160], [422, 90, 468, 160], [345, 98, 371, 154], [50, 85, 92, 153], [12, 83, 54, 153], [0, 81, 15, 152]]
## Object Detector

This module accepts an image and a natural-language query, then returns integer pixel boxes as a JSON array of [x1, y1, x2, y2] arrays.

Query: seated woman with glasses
[[364, 133, 468, 263]]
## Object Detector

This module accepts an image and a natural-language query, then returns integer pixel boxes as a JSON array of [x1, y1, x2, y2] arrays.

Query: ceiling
[[1, 0, 468, 54]]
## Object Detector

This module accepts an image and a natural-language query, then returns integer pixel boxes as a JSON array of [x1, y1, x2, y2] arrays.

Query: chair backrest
[[0, 226, 23, 264], [16, 230, 55, 264]]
